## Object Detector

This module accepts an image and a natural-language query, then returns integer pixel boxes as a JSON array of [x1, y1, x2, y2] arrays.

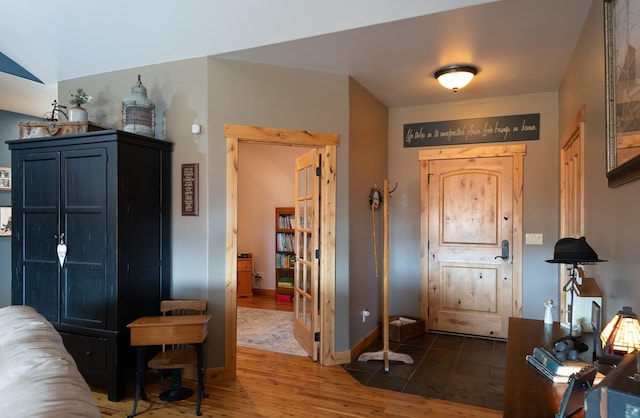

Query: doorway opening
[[224, 124, 339, 379], [236, 142, 311, 356]]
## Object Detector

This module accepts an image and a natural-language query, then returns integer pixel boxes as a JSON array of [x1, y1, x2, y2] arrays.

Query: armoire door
[[13, 151, 61, 323], [59, 148, 108, 329], [13, 147, 108, 329]]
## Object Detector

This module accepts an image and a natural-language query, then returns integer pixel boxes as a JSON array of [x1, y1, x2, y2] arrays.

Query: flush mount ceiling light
[[434, 65, 478, 92]]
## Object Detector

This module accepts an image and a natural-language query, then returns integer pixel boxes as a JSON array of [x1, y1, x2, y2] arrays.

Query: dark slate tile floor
[[343, 332, 507, 411]]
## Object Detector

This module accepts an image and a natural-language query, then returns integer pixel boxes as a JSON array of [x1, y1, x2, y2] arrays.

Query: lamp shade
[[546, 236, 606, 264], [601, 306, 640, 355], [434, 65, 478, 92]]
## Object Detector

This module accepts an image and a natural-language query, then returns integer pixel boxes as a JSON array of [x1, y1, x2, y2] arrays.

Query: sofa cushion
[[0, 305, 101, 417]]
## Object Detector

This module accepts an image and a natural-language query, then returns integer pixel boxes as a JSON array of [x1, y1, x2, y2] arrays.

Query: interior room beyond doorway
[[237, 143, 312, 299]]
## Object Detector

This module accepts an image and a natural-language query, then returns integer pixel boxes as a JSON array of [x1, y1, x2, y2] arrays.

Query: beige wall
[[237, 143, 311, 290], [59, 57, 210, 302], [58, 56, 353, 364], [207, 58, 352, 352], [388, 92, 561, 320], [559, 1, 640, 321]]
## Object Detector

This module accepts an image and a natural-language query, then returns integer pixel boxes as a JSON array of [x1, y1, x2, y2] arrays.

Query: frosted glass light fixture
[[434, 65, 478, 92]]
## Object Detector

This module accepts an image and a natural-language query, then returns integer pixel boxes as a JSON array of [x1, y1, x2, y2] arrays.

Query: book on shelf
[[278, 282, 293, 288], [532, 347, 590, 376], [276, 232, 294, 252], [276, 253, 294, 268], [278, 214, 295, 229]]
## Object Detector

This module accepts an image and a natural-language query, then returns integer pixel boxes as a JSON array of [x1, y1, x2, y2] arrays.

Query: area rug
[[237, 307, 307, 357]]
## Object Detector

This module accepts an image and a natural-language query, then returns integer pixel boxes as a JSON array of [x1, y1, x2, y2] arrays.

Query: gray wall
[[0, 110, 39, 307], [388, 93, 561, 321], [559, 1, 640, 322], [348, 78, 388, 347]]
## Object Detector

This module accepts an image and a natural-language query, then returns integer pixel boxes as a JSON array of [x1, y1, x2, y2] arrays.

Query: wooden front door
[[420, 145, 525, 339], [293, 149, 320, 360]]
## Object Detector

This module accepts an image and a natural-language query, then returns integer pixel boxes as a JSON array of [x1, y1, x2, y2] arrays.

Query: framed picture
[[0, 207, 11, 236], [0, 167, 10, 191], [605, 0, 640, 187]]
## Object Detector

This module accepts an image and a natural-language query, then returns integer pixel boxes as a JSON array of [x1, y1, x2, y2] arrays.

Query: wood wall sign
[[403, 113, 540, 148], [181, 163, 199, 216]]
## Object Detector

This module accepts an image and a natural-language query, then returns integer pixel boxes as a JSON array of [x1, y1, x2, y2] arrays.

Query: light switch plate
[[525, 233, 543, 245]]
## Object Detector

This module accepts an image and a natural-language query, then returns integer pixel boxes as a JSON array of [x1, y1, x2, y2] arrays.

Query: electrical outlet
[[362, 309, 370, 323]]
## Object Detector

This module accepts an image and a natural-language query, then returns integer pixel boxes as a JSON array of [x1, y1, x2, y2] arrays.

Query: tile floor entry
[[343, 332, 507, 411]]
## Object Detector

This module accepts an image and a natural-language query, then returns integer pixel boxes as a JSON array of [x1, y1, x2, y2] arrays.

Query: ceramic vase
[[68, 105, 88, 122]]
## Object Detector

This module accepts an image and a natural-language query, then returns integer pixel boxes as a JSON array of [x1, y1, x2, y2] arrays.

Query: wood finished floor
[[91, 295, 501, 417]]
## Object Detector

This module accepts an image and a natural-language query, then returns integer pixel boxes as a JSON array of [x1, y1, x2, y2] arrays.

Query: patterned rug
[[237, 307, 307, 357]]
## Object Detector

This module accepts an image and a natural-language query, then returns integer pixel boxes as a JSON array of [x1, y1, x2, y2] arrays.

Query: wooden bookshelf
[[275, 207, 295, 302]]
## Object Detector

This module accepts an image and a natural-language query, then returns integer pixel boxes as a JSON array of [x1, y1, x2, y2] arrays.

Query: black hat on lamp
[[546, 237, 607, 264], [546, 236, 606, 340]]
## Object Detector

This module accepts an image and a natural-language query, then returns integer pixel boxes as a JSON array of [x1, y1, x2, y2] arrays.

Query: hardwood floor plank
[[92, 345, 500, 417], [92, 297, 500, 417]]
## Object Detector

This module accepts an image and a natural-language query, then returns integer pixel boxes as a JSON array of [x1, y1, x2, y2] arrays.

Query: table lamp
[[546, 237, 606, 338], [600, 306, 640, 356]]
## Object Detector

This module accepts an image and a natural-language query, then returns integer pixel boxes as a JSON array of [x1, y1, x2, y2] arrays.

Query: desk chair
[[148, 299, 208, 401]]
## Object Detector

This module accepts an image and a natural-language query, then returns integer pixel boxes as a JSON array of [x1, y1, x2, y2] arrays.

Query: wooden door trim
[[560, 105, 585, 237], [225, 124, 338, 379], [558, 106, 585, 325], [418, 144, 526, 330]]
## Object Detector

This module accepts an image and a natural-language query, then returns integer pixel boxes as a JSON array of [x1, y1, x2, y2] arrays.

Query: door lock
[[494, 239, 509, 261]]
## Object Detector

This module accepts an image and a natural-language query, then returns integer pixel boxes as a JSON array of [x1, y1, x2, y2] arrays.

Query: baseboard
[[205, 366, 226, 383], [332, 350, 352, 364], [252, 288, 276, 297], [349, 326, 380, 362]]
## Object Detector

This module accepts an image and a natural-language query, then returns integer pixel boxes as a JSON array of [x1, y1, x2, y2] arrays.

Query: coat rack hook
[[388, 182, 399, 195]]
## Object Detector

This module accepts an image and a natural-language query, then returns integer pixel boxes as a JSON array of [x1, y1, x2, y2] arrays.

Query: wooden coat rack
[[358, 179, 413, 371]]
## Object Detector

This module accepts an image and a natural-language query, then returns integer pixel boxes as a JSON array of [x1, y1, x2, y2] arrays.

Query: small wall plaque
[[181, 163, 199, 216]]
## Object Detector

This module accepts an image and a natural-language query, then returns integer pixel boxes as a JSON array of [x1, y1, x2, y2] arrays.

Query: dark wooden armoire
[[7, 130, 172, 401]]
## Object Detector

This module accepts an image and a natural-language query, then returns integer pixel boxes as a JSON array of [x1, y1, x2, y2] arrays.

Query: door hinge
[[315, 166, 321, 176], [314, 332, 320, 342], [315, 249, 320, 259]]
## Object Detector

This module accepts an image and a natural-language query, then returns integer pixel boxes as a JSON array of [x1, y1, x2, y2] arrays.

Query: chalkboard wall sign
[[182, 163, 199, 216], [403, 113, 540, 148]]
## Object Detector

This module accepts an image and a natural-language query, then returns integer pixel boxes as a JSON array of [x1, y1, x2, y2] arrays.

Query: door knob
[[494, 239, 509, 261]]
